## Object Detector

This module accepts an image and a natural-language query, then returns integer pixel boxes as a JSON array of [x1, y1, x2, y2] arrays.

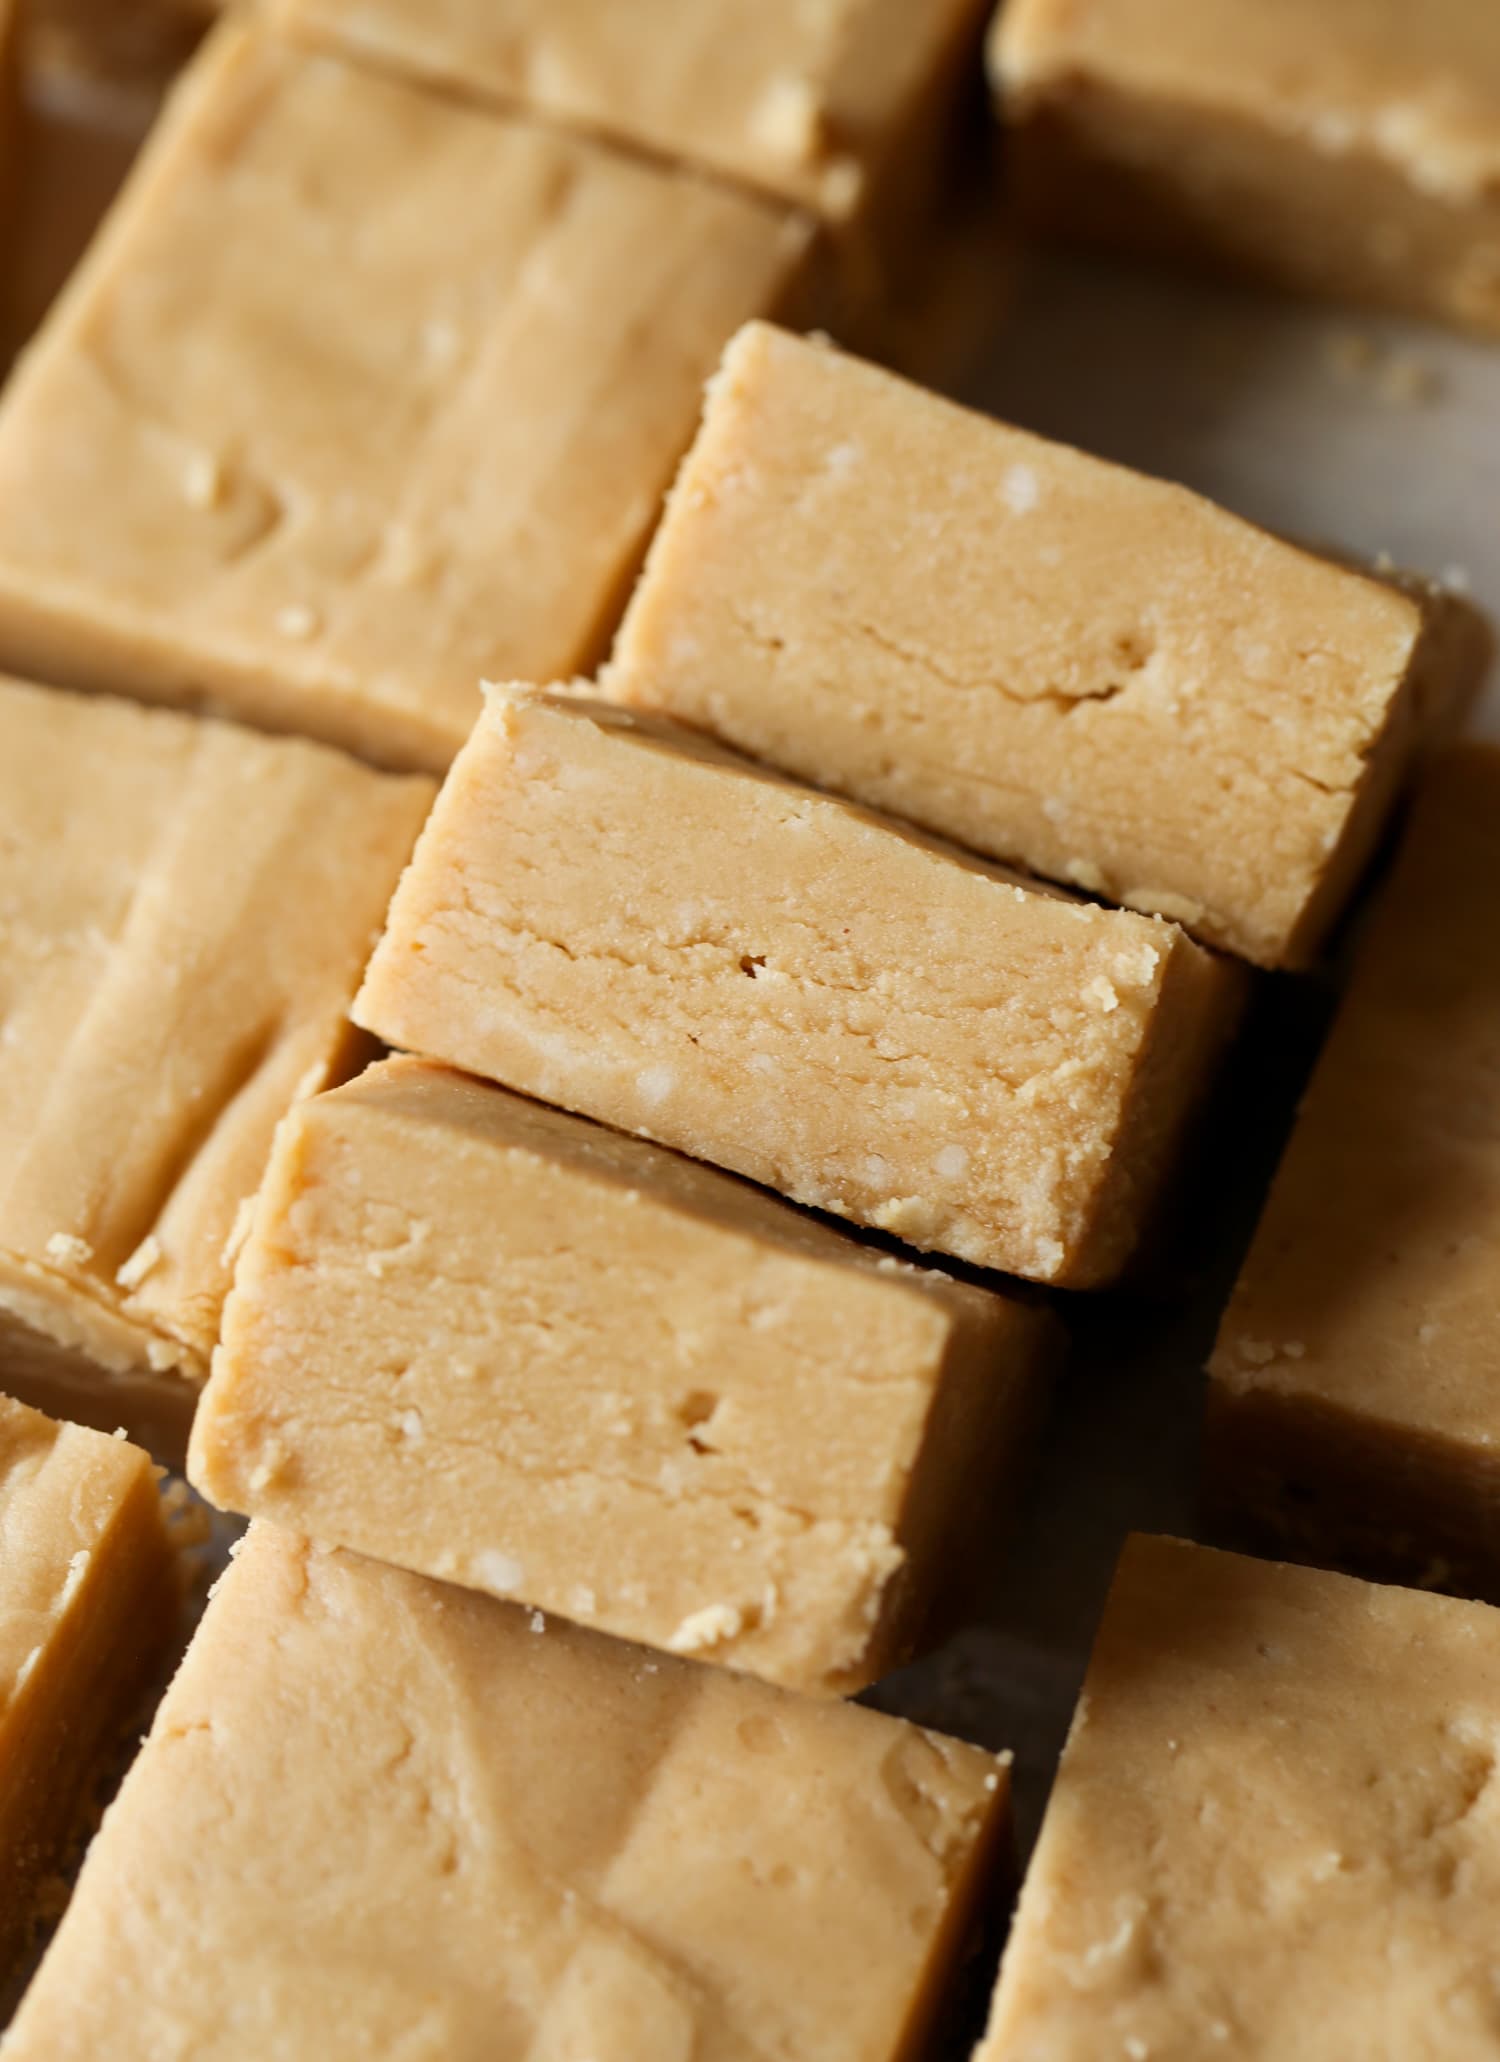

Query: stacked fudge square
[[1, 1, 1500, 2058]]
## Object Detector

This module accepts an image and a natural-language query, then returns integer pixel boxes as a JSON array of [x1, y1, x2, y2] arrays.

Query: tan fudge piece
[[1206, 742, 1500, 1595], [270, 0, 984, 236], [0, 25, 811, 775], [991, 0, 1500, 335], [191, 1058, 1058, 1695], [3, 1523, 1011, 2062], [977, 1536, 1500, 2062], [0, 676, 433, 1459], [608, 323, 1465, 970], [0, 1394, 176, 1983], [355, 688, 1242, 1288]]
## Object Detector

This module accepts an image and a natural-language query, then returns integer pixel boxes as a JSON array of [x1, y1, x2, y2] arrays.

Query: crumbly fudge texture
[[271, 0, 985, 236], [0, 676, 433, 1458], [191, 1058, 1058, 1694], [355, 689, 1243, 1288], [0, 1394, 177, 1984], [991, 0, 1500, 335], [0, 25, 811, 774], [608, 323, 1469, 970], [3, 1524, 1011, 2062], [977, 1535, 1500, 2062], [1206, 742, 1500, 1596]]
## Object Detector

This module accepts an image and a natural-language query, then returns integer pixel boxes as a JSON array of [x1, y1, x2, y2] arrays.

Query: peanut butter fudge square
[[977, 1535, 1500, 2062], [992, 0, 1500, 334], [190, 1057, 1059, 1694], [608, 323, 1476, 970], [3, 1524, 1011, 2062], [355, 688, 1245, 1289], [0, 1394, 176, 1987], [0, 22, 811, 772], [0, 676, 433, 1459], [271, 0, 986, 245], [1207, 741, 1500, 1597]]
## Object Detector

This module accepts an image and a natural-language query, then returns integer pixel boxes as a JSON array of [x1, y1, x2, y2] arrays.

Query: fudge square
[[0, 1394, 177, 1986], [3, 1524, 1012, 2062], [0, 23, 811, 775], [190, 1057, 1059, 1696], [270, 0, 986, 236], [978, 1535, 1500, 2062], [0, 675, 433, 1460], [1207, 742, 1500, 1597], [991, 0, 1500, 335], [607, 323, 1473, 970], [354, 689, 1244, 1289]]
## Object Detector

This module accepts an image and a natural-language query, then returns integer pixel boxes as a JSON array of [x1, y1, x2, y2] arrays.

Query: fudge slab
[[190, 1057, 1058, 1695], [0, 1394, 176, 1984], [978, 1535, 1500, 2062], [3, 1524, 1011, 2062], [0, 24, 811, 774], [271, 0, 984, 235], [991, 0, 1500, 335], [1206, 742, 1500, 1596], [354, 689, 1242, 1288], [608, 323, 1466, 970], [0, 676, 433, 1459]]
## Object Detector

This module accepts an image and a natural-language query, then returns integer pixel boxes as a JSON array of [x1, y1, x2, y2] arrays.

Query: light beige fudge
[[0, 24, 811, 775], [0, 676, 434, 1460], [991, 0, 1500, 336], [270, 0, 985, 244], [3, 1523, 1011, 2062], [977, 1536, 1500, 2062], [0, 1394, 177, 1985], [355, 688, 1243, 1289], [608, 324, 1473, 970], [190, 1057, 1059, 1695], [1206, 742, 1500, 1596]]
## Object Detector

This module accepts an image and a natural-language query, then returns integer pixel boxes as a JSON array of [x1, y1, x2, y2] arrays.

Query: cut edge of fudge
[[354, 684, 1244, 1289], [989, 0, 1500, 335], [191, 1056, 1063, 1694], [1201, 1380, 1500, 1602], [1203, 738, 1500, 1599]]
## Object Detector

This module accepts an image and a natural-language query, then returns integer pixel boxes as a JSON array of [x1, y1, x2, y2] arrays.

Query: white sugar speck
[[1003, 463, 1041, 515]]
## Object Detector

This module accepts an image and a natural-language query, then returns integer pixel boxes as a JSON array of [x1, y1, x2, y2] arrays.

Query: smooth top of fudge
[[978, 1534, 1500, 2062], [192, 1058, 1051, 1693], [608, 323, 1444, 969], [0, 23, 809, 773], [3, 1524, 1010, 2061], [355, 686, 1240, 1287], [0, 675, 433, 1384], [0, 1394, 161, 1722], [271, 0, 984, 224], [1209, 741, 1500, 1451], [994, 0, 1500, 203]]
